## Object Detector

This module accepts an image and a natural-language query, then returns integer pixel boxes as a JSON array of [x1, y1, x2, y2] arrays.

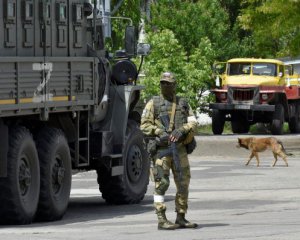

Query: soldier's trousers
[[153, 144, 191, 214]]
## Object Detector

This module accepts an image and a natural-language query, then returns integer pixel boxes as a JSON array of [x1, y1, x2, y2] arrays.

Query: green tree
[[140, 30, 215, 112], [239, 0, 300, 57], [148, 0, 229, 59], [108, 0, 141, 52], [180, 37, 215, 111], [140, 30, 187, 100], [139, 0, 256, 113]]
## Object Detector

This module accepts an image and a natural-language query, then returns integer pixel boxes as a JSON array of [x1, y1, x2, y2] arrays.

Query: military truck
[[209, 58, 300, 135], [0, 0, 150, 224]]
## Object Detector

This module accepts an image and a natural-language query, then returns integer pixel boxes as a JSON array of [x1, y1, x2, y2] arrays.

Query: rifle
[[158, 114, 183, 192], [157, 142, 182, 180]]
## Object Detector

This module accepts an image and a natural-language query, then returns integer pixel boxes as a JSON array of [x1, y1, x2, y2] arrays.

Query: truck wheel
[[97, 120, 149, 204], [212, 109, 225, 135], [35, 128, 71, 221], [0, 127, 40, 224], [231, 113, 250, 134], [271, 104, 284, 135], [288, 103, 300, 133], [231, 120, 250, 134]]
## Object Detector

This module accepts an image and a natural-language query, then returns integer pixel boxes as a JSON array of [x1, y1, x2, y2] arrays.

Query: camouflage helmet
[[160, 72, 176, 83]]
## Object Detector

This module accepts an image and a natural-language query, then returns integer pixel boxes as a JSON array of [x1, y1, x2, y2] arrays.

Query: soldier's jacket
[[140, 95, 198, 138]]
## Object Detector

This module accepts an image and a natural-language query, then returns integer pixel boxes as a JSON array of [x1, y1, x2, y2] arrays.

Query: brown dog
[[237, 137, 291, 167]]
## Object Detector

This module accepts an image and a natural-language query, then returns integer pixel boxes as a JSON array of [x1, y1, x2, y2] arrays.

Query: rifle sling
[[168, 94, 176, 133]]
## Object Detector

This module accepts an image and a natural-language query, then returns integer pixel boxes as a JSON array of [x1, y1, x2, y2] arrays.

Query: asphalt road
[[1, 134, 300, 240]]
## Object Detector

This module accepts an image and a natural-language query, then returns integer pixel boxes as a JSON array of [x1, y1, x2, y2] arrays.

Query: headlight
[[220, 93, 227, 100], [261, 93, 268, 101]]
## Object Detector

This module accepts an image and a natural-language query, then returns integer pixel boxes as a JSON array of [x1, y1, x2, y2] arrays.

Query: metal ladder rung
[[79, 137, 88, 141], [108, 154, 123, 159]]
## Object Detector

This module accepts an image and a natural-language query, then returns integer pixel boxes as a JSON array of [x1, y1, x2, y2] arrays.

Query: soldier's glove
[[170, 129, 185, 142], [156, 132, 169, 146]]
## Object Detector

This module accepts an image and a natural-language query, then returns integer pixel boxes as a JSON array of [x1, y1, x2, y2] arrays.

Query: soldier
[[140, 72, 198, 230]]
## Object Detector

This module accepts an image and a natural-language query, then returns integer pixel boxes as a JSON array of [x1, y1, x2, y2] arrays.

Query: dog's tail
[[278, 140, 293, 156]]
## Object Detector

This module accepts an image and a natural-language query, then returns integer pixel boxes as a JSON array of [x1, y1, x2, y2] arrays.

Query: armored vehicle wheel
[[0, 127, 40, 224], [288, 102, 300, 133], [212, 109, 225, 135], [271, 104, 284, 135], [97, 120, 149, 204], [35, 128, 71, 221]]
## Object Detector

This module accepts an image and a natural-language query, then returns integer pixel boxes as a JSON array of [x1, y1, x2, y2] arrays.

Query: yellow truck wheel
[[271, 104, 284, 135], [212, 109, 225, 135]]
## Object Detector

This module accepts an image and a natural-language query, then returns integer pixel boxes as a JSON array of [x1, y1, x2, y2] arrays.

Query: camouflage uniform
[[140, 72, 198, 230]]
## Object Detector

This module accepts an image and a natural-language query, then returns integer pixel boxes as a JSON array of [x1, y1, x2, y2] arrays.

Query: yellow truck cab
[[222, 58, 286, 86], [210, 58, 300, 135]]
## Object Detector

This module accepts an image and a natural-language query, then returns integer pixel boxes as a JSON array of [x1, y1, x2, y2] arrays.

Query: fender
[[90, 84, 144, 161], [110, 85, 144, 146], [95, 84, 144, 176]]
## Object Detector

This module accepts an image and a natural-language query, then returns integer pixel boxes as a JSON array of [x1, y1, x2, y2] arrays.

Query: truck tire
[[231, 113, 250, 134], [288, 103, 300, 133], [0, 127, 40, 224], [35, 128, 71, 221], [212, 109, 225, 135], [231, 120, 250, 134], [97, 120, 149, 204], [271, 104, 284, 135]]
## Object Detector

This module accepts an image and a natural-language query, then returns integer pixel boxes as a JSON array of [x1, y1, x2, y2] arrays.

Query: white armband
[[154, 194, 164, 203]]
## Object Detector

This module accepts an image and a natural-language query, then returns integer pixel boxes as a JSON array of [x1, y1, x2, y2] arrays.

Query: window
[[253, 63, 276, 76], [228, 63, 251, 76]]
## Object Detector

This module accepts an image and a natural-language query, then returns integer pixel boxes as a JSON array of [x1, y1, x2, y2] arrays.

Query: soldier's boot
[[157, 210, 179, 230], [175, 213, 198, 228]]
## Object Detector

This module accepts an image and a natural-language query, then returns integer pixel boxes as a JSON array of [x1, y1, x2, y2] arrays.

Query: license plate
[[234, 104, 250, 110]]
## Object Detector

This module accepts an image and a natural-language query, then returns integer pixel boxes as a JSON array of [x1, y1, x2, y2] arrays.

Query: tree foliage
[[148, 0, 229, 58], [140, 30, 187, 100], [239, 0, 300, 57], [108, 0, 141, 52], [108, 0, 300, 114], [140, 0, 253, 113], [140, 29, 215, 112]]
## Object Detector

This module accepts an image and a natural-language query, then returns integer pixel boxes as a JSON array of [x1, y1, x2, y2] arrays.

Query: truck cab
[[210, 58, 300, 135]]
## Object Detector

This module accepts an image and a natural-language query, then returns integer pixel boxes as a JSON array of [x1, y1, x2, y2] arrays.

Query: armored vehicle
[[0, 0, 150, 224], [210, 58, 300, 135]]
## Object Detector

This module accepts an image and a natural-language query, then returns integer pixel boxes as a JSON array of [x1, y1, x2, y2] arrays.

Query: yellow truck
[[209, 58, 300, 135]]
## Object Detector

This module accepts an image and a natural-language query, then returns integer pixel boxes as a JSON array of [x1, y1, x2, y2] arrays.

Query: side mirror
[[125, 26, 136, 57], [213, 62, 226, 75], [137, 43, 150, 56], [83, 2, 93, 16]]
